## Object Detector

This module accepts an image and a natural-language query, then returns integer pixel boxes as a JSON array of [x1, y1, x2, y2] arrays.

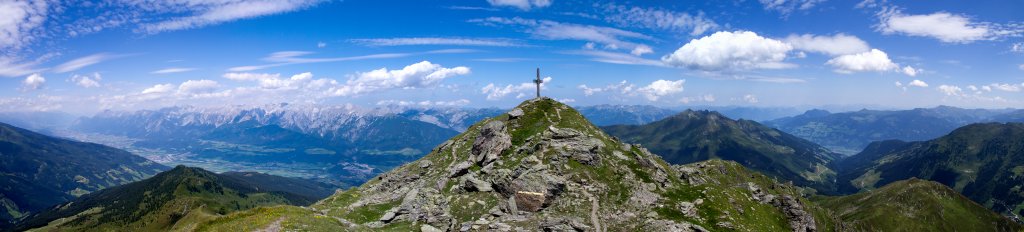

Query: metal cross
[[534, 68, 542, 98]]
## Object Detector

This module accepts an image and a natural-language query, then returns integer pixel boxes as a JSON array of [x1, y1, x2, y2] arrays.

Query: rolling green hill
[[16, 166, 336, 231], [602, 110, 842, 193], [818, 178, 1022, 231], [838, 122, 1024, 222], [0, 122, 167, 226]]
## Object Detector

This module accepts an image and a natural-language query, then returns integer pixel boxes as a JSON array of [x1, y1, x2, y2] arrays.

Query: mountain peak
[[202, 98, 832, 231]]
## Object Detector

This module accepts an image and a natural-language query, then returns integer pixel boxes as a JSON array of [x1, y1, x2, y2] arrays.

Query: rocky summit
[[195, 98, 837, 231]]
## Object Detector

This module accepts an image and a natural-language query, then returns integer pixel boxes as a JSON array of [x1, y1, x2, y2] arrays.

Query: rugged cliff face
[[194, 98, 836, 231]]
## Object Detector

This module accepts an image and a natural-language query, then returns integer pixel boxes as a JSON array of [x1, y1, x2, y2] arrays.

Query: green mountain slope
[[837, 122, 1024, 221], [193, 98, 838, 231], [818, 178, 1022, 231], [602, 110, 841, 193], [16, 166, 336, 231], [0, 122, 167, 225]]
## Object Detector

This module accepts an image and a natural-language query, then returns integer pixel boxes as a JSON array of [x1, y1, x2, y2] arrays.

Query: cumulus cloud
[[662, 31, 794, 71], [486, 0, 551, 10], [876, 8, 1022, 43], [151, 68, 196, 74], [482, 77, 552, 100], [177, 79, 220, 94], [937, 85, 963, 96], [598, 3, 718, 36], [70, 72, 102, 88], [680, 94, 715, 104], [142, 83, 175, 94], [578, 79, 685, 101], [638, 80, 684, 101], [987, 83, 1023, 92], [743, 94, 759, 103], [20, 73, 44, 91], [784, 34, 870, 56], [825, 49, 917, 76], [908, 79, 928, 87], [332, 61, 470, 96], [350, 37, 525, 47], [223, 72, 281, 81]]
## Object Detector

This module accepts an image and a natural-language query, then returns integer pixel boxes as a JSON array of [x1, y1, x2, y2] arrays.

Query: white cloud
[[982, 85, 992, 92], [825, 49, 914, 75], [743, 94, 759, 103], [1019, 64, 1024, 70], [758, 0, 826, 16], [470, 17, 653, 54], [228, 49, 473, 72], [317, 41, 326, 48], [901, 66, 920, 76], [784, 34, 870, 56], [482, 77, 552, 100], [137, 0, 324, 34], [20, 73, 44, 91], [630, 45, 653, 56], [598, 3, 718, 36], [177, 79, 220, 94], [0, 56, 46, 77], [987, 83, 1022, 92], [70, 72, 102, 88], [895, 81, 905, 91], [638, 79, 684, 101], [486, 0, 551, 10], [876, 9, 1022, 43], [142, 83, 175, 94], [53, 53, 122, 73], [967, 85, 978, 91], [0, 0, 49, 49], [332, 61, 470, 96], [151, 68, 196, 74], [223, 72, 281, 81], [937, 85, 963, 96], [350, 37, 525, 47], [377, 99, 471, 107], [908, 79, 928, 87], [662, 31, 794, 71], [564, 50, 665, 67], [680, 94, 716, 104], [578, 79, 684, 101]]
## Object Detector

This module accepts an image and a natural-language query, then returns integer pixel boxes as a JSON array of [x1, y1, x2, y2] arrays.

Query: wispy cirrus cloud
[[349, 37, 526, 47], [597, 3, 718, 36], [151, 67, 197, 74], [470, 17, 655, 56], [876, 7, 1024, 43], [52, 53, 130, 73], [228, 49, 478, 72]]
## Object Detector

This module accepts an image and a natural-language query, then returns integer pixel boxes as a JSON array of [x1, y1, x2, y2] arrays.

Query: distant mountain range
[[837, 122, 1024, 221], [603, 110, 842, 193], [15, 166, 336, 231], [0, 122, 168, 226], [765, 106, 1021, 155]]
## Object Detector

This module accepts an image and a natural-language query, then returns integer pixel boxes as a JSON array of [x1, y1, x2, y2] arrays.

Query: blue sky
[[1, 0, 1022, 114]]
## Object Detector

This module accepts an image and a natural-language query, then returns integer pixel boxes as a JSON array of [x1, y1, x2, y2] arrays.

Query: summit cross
[[534, 68, 543, 98]]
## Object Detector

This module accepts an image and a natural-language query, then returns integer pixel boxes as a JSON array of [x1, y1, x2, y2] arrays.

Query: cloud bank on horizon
[[0, 0, 1023, 114]]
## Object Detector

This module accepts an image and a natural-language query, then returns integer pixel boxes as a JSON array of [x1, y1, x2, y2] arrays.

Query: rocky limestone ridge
[[196, 98, 834, 231]]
